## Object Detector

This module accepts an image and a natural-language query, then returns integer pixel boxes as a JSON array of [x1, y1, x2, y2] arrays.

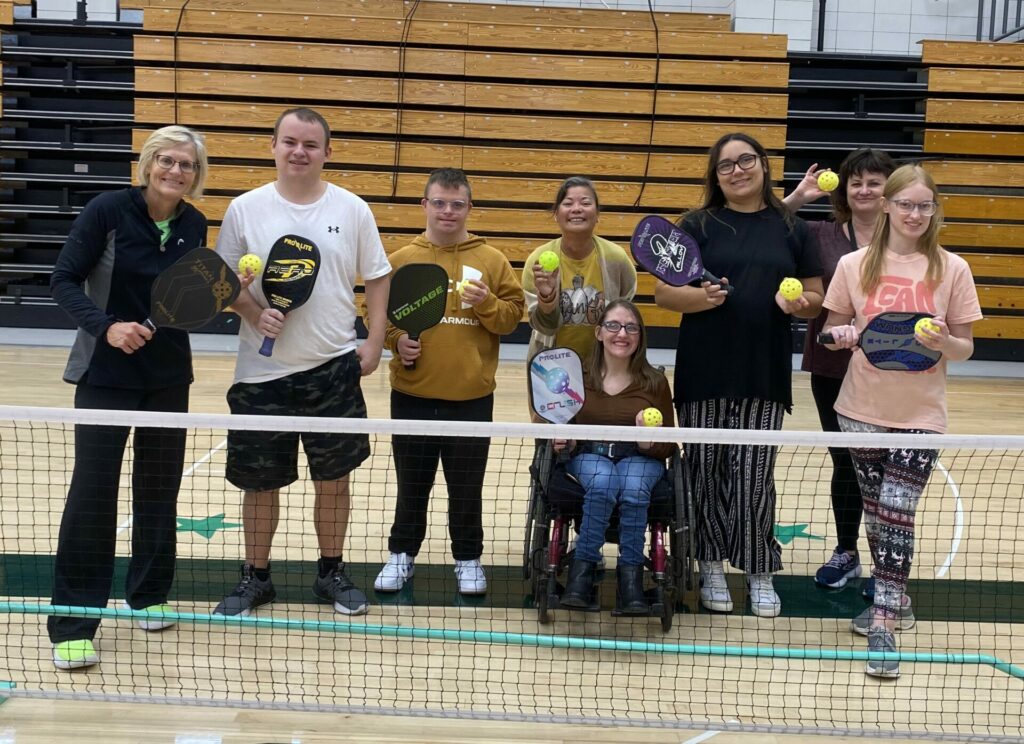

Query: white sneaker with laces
[[374, 552, 415, 592], [698, 560, 733, 612], [454, 559, 487, 595], [746, 573, 781, 617]]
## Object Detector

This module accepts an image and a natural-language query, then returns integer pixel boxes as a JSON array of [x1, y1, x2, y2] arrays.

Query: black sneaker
[[214, 564, 276, 617], [313, 563, 369, 616]]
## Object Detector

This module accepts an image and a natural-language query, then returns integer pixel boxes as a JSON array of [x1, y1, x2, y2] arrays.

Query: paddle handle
[[402, 331, 420, 370], [816, 332, 834, 345], [259, 336, 276, 357], [142, 319, 157, 333], [701, 269, 733, 295]]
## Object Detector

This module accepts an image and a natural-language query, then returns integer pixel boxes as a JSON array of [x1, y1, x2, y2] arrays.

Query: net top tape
[[2, 405, 1021, 451]]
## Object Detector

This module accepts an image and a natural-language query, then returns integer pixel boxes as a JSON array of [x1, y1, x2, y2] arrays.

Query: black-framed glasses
[[889, 198, 938, 216], [715, 152, 760, 176], [426, 198, 469, 212], [154, 154, 198, 173], [601, 320, 640, 335]]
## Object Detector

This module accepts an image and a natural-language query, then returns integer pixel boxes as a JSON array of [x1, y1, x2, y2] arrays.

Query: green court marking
[[774, 523, 824, 544], [175, 514, 242, 539], [4, 602, 1023, 680], [2, 556, 1023, 624]]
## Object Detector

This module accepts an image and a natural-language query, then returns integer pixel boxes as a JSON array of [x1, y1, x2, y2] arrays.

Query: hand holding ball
[[538, 251, 560, 273], [817, 170, 839, 192], [238, 253, 262, 275], [915, 317, 939, 336], [779, 277, 803, 301], [641, 407, 663, 427]]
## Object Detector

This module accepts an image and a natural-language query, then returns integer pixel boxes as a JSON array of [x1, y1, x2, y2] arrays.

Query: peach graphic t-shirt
[[823, 247, 982, 433]]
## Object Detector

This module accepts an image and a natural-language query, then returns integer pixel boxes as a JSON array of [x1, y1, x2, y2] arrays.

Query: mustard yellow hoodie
[[382, 234, 525, 400]]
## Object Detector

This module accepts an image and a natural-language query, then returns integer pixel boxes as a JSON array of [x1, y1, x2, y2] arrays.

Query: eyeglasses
[[600, 320, 641, 335], [426, 198, 469, 212], [154, 154, 198, 173], [715, 152, 760, 176], [889, 199, 938, 216]]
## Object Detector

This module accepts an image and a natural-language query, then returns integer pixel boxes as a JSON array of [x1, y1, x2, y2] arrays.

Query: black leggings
[[810, 374, 861, 553]]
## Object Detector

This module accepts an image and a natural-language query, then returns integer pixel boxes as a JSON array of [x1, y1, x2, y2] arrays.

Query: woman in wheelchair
[[553, 300, 676, 614]]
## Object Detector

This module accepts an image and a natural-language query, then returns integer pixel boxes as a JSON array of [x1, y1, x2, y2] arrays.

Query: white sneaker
[[746, 573, 781, 617], [698, 560, 733, 612], [454, 559, 487, 595], [374, 552, 415, 592]]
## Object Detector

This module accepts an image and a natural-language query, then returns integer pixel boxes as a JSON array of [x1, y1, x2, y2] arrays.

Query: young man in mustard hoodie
[[373, 168, 525, 595]]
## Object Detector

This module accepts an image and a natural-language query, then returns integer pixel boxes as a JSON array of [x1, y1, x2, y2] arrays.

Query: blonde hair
[[861, 164, 945, 295], [137, 125, 208, 198]]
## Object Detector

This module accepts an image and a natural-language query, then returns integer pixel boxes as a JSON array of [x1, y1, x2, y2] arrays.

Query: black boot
[[560, 559, 597, 608], [615, 564, 648, 615]]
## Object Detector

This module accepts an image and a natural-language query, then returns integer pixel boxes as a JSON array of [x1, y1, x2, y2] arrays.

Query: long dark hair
[[586, 300, 663, 395], [682, 132, 790, 231]]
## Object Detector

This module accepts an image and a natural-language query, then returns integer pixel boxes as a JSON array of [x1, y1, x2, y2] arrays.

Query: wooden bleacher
[[119, 0, 791, 340], [3, 1, 1021, 351], [921, 40, 1024, 342]]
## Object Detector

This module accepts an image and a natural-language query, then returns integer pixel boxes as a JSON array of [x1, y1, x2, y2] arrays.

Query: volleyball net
[[0, 405, 1022, 739]]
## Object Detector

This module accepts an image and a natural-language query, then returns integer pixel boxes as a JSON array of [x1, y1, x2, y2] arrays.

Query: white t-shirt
[[216, 182, 391, 383]]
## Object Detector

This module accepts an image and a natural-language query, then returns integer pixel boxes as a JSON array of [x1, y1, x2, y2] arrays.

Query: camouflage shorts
[[225, 352, 370, 491]]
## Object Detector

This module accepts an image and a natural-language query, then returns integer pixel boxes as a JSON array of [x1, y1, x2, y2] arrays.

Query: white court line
[[936, 458, 964, 578], [115, 438, 227, 536], [681, 732, 721, 744]]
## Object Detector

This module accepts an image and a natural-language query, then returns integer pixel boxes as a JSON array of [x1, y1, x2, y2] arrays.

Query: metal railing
[[977, 0, 1024, 41]]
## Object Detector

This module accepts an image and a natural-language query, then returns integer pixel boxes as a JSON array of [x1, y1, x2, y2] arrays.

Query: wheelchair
[[522, 439, 694, 631]]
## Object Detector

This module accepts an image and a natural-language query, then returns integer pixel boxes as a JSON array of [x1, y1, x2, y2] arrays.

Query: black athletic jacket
[[51, 187, 208, 389]]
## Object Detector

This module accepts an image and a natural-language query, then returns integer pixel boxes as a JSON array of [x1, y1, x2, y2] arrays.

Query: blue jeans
[[567, 454, 665, 566]]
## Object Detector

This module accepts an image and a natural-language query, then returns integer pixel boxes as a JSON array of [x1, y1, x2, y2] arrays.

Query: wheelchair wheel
[[522, 440, 554, 580], [537, 572, 554, 624], [660, 586, 674, 632]]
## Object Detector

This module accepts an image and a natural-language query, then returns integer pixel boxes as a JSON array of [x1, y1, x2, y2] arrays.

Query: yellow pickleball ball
[[915, 317, 939, 335], [642, 407, 663, 427], [238, 253, 262, 275], [817, 170, 839, 192], [779, 277, 803, 301], [538, 250, 560, 273]]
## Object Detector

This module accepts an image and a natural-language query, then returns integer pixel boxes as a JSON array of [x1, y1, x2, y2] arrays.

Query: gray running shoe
[[314, 563, 369, 616], [214, 564, 276, 617], [866, 627, 900, 678], [851, 596, 916, 636]]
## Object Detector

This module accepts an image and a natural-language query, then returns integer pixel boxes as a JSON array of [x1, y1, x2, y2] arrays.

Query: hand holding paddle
[[387, 263, 449, 370], [818, 311, 942, 371], [259, 234, 321, 357], [630, 215, 733, 294]]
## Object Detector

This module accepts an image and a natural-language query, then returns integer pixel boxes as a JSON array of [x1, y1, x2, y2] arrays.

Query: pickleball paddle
[[143, 248, 240, 332], [386, 263, 449, 370], [630, 215, 732, 294], [259, 234, 320, 357], [817, 311, 942, 371]]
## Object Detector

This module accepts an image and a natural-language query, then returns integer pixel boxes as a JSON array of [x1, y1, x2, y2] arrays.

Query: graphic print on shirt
[[560, 274, 605, 326], [864, 275, 937, 317]]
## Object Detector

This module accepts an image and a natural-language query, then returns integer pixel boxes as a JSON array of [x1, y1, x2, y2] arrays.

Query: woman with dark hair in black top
[[655, 132, 823, 618]]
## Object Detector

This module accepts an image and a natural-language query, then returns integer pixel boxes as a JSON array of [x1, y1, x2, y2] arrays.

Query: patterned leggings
[[837, 414, 938, 620]]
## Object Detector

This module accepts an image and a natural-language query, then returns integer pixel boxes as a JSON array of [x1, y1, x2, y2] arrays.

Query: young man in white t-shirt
[[214, 107, 391, 617]]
